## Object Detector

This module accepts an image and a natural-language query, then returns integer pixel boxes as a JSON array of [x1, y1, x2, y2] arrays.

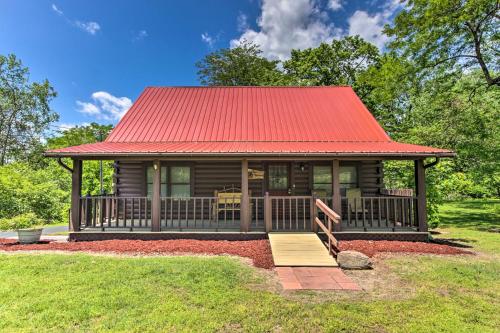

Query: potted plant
[[0, 213, 45, 244]]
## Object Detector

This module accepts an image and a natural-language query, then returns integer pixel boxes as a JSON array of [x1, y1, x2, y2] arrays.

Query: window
[[170, 166, 191, 197], [313, 165, 332, 196], [146, 166, 167, 197], [339, 166, 358, 188], [146, 165, 191, 197], [268, 164, 288, 190]]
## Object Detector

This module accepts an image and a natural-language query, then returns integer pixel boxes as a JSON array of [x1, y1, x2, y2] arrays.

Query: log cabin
[[45, 86, 454, 242]]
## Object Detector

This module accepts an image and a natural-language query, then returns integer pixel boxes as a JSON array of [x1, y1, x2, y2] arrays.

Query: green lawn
[[0, 200, 499, 332], [434, 199, 500, 254]]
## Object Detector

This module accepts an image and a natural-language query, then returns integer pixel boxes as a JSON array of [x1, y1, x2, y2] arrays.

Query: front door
[[266, 163, 291, 196]]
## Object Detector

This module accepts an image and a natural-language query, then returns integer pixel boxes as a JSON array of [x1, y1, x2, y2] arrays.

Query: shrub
[[0, 163, 69, 223], [0, 213, 44, 231]]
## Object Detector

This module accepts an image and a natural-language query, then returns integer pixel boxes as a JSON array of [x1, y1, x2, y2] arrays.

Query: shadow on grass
[[431, 238, 475, 249]]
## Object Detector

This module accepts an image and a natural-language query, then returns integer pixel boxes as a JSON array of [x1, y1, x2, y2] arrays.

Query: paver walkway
[[276, 267, 361, 290], [268, 233, 337, 266]]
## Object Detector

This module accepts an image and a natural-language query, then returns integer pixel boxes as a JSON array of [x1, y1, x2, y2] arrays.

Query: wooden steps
[[268, 232, 338, 267]]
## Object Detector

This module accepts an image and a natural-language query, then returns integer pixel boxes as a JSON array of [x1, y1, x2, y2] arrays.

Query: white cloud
[[51, 4, 101, 35], [230, 0, 341, 61], [77, 91, 132, 121], [51, 3, 63, 15], [347, 1, 404, 50], [201, 32, 216, 48], [133, 30, 148, 41], [348, 11, 388, 49], [328, 0, 342, 11], [56, 122, 90, 130], [237, 12, 249, 32], [75, 21, 101, 35]]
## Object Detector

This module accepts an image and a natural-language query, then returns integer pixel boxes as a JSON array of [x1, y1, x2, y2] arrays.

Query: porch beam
[[70, 158, 82, 231], [415, 159, 428, 232], [240, 159, 249, 232], [151, 160, 161, 232], [332, 160, 342, 231]]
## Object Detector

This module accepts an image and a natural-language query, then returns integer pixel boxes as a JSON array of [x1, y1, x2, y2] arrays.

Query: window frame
[[339, 164, 359, 189], [169, 165, 192, 198], [145, 162, 194, 197], [312, 164, 332, 196], [266, 163, 290, 194]]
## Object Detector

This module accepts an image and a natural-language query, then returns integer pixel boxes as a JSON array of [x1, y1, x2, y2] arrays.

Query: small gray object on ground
[[337, 250, 373, 269]]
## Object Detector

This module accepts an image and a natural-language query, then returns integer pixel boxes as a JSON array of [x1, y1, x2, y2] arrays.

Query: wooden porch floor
[[268, 233, 337, 267]]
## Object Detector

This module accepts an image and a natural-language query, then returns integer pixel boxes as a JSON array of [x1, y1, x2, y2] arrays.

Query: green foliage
[[283, 36, 380, 91], [385, 0, 499, 87], [0, 212, 44, 231], [0, 163, 68, 224], [0, 54, 58, 165], [46, 122, 113, 150], [383, 160, 442, 228], [196, 40, 287, 86], [357, 54, 418, 135], [401, 72, 500, 198], [47, 122, 115, 195]]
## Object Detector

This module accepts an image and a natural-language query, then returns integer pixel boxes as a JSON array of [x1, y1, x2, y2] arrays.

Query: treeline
[[0, 54, 114, 224]]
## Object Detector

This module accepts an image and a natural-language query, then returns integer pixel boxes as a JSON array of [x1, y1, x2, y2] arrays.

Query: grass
[[0, 199, 498, 332], [433, 199, 500, 254]]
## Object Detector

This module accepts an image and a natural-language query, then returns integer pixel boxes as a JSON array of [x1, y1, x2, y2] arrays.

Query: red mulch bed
[[0, 238, 274, 269], [0, 238, 471, 270], [338, 240, 472, 257]]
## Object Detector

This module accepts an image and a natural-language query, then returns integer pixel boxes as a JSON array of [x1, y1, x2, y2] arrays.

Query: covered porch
[[66, 157, 431, 241]]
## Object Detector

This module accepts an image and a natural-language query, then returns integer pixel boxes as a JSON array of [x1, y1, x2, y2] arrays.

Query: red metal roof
[[46, 86, 454, 157]]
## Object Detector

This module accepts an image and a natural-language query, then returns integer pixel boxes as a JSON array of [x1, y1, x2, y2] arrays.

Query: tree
[[357, 54, 418, 135], [196, 40, 287, 86], [0, 54, 58, 165], [47, 122, 113, 149], [283, 36, 380, 99], [47, 123, 115, 195], [402, 71, 500, 195], [385, 0, 500, 87]]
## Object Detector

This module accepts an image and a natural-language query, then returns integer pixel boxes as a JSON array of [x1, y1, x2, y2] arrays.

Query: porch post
[[415, 159, 428, 232], [332, 159, 342, 231], [264, 192, 272, 232], [151, 160, 161, 232], [240, 158, 249, 232], [70, 158, 82, 232]]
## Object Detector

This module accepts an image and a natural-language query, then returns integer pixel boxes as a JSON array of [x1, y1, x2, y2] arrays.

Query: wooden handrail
[[314, 198, 341, 256], [315, 199, 341, 221]]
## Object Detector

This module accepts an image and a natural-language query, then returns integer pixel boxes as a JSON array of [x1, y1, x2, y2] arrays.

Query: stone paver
[[275, 266, 361, 291]]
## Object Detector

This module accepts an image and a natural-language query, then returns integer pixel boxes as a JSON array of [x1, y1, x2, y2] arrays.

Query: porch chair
[[346, 188, 368, 215], [212, 185, 251, 220]]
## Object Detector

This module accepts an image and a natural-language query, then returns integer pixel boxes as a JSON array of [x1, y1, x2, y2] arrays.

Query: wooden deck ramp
[[268, 232, 338, 267]]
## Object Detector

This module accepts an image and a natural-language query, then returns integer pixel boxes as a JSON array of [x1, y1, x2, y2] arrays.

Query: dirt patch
[[338, 240, 473, 257], [276, 254, 418, 303], [0, 238, 274, 269]]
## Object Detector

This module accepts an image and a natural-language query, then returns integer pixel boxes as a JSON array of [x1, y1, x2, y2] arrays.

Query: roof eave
[[43, 151, 456, 159]]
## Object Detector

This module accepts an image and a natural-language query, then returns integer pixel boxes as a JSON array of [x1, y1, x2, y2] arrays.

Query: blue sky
[[0, 0, 401, 131]]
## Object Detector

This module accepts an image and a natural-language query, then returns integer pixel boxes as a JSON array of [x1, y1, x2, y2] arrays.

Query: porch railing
[[269, 196, 313, 231], [341, 196, 418, 230], [160, 197, 264, 231], [80, 196, 151, 230], [79, 195, 266, 231], [78, 194, 419, 232]]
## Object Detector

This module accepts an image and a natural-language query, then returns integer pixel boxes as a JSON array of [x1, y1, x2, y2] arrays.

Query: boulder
[[337, 250, 373, 269]]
